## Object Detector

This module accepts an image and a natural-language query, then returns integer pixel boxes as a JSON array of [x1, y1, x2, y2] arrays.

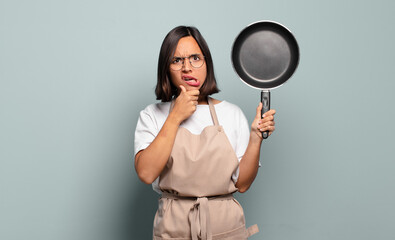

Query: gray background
[[1, 0, 394, 239]]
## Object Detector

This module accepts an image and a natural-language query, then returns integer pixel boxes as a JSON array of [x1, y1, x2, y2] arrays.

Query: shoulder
[[140, 101, 171, 118], [136, 101, 172, 138], [137, 102, 172, 129], [210, 98, 247, 126], [212, 98, 244, 115]]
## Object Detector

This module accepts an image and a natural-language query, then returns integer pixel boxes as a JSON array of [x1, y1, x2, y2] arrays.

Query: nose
[[181, 58, 192, 71]]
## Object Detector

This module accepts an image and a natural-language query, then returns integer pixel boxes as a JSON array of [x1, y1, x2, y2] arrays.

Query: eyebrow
[[172, 53, 201, 58]]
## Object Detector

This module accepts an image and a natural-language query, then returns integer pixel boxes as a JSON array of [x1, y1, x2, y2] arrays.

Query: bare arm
[[135, 86, 199, 184], [235, 103, 276, 192]]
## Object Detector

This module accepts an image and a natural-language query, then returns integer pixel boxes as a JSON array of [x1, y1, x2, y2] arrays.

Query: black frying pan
[[232, 20, 299, 139]]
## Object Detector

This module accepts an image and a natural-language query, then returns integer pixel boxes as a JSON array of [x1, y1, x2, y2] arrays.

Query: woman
[[134, 26, 276, 240]]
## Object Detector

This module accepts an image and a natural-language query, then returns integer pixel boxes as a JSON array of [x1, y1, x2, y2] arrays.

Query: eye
[[191, 55, 200, 61], [172, 57, 182, 64]]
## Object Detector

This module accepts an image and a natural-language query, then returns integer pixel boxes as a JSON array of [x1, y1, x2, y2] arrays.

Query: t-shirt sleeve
[[134, 107, 159, 157]]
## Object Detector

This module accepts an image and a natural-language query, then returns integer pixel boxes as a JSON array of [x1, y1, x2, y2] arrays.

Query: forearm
[[235, 134, 262, 192], [135, 113, 181, 184]]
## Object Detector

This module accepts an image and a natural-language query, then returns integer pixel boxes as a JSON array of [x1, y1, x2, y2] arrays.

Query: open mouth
[[182, 75, 200, 87]]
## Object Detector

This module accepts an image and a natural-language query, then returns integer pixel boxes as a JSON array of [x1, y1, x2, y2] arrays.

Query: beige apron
[[153, 98, 259, 240]]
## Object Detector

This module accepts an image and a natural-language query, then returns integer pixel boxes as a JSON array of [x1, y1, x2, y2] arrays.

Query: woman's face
[[169, 36, 207, 92]]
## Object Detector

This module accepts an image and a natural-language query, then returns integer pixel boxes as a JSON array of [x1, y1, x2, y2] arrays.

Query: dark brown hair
[[155, 26, 219, 102]]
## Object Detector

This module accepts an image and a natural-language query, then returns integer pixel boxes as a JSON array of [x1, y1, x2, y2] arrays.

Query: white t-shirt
[[134, 100, 251, 194]]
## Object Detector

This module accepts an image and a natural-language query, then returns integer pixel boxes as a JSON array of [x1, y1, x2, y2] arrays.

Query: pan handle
[[261, 90, 271, 139]]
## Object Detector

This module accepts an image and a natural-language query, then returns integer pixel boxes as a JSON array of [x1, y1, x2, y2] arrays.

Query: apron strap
[[246, 224, 259, 237], [207, 97, 219, 126], [162, 192, 234, 240], [188, 197, 212, 240]]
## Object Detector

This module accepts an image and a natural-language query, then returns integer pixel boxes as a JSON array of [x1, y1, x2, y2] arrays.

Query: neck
[[198, 96, 208, 105]]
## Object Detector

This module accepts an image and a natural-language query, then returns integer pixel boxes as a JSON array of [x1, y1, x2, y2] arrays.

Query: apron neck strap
[[208, 97, 219, 126], [168, 97, 219, 126]]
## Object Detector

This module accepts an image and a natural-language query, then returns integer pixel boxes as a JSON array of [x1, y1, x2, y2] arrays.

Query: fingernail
[[262, 114, 266, 118]]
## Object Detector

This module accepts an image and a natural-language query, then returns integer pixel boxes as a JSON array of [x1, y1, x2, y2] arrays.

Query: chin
[[186, 85, 201, 90]]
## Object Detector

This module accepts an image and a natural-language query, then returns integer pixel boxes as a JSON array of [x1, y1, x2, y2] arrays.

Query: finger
[[262, 109, 276, 117], [258, 120, 275, 128], [260, 115, 274, 123], [258, 118, 275, 127], [255, 102, 263, 119], [258, 125, 275, 132], [190, 95, 199, 101], [180, 85, 187, 93], [187, 89, 200, 96], [258, 123, 273, 132]]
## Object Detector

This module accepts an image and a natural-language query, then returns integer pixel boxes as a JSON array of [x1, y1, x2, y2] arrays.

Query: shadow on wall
[[122, 180, 158, 239]]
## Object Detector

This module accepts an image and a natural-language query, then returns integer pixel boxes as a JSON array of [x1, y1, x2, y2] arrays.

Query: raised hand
[[252, 102, 276, 140], [170, 85, 200, 124]]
